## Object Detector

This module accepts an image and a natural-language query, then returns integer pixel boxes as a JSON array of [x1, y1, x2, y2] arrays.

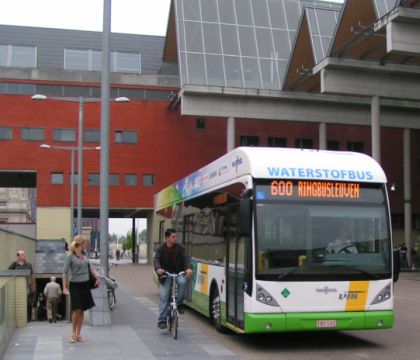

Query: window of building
[[196, 118, 206, 130], [64, 49, 141, 73], [0, 82, 173, 101], [268, 137, 287, 147], [88, 173, 100, 185], [110, 174, 119, 186], [51, 173, 64, 185], [240, 136, 259, 146], [113, 52, 141, 73], [64, 49, 101, 71], [88, 173, 119, 185], [327, 140, 340, 150], [145, 89, 172, 101], [0, 82, 36, 95], [84, 129, 100, 143], [0, 45, 37, 68], [391, 214, 404, 229], [0, 126, 12, 140], [347, 141, 364, 153], [143, 174, 155, 186], [295, 138, 314, 149], [53, 129, 76, 142], [125, 174, 137, 186], [63, 85, 91, 97], [21, 127, 44, 141], [115, 130, 137, 144]]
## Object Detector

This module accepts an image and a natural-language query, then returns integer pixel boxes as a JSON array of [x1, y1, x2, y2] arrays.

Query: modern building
[[0, 188, 32, 223], [0, 0, 419, 265]]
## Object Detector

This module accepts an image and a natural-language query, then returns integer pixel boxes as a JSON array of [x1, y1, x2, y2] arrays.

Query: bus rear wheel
[[211, 288, 225, 333]]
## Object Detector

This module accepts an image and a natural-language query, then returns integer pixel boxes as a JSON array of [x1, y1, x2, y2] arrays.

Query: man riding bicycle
[[154, 228, 192, 329]]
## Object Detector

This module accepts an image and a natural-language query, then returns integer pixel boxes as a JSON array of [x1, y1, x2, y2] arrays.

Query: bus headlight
[[370, 283, 392, 305], [256, 284, 279, 307]]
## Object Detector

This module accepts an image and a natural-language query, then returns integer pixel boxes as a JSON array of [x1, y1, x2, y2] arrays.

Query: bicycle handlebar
[[162, 271, 186, 277]]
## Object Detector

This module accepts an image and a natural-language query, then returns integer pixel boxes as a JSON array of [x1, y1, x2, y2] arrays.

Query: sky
[[0, 0, 344, 36], [0, 0, 172, 36], [109, 218, 146, 237]]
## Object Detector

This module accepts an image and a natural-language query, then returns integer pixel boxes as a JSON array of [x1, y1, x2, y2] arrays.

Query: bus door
[[183, 214, 194, 301], [226, 205, 245, 329]]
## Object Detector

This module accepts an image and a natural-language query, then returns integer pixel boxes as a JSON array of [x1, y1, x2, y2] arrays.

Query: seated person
[[326, 224, 358, 254]]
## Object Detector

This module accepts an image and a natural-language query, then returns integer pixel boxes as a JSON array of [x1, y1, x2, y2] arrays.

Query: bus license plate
[[316, 320, 336, 328]]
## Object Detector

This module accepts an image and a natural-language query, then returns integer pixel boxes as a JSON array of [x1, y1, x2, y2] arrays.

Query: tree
[[139, 229, 147, 243], [109, 233, 118, 244], [122, 231, 132, 252]]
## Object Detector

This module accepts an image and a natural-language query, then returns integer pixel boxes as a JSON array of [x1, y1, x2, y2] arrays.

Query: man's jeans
[[158, 275, 187, 322]]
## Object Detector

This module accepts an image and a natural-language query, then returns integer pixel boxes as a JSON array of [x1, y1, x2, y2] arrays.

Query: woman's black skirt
[[69, 281, 95, 311]]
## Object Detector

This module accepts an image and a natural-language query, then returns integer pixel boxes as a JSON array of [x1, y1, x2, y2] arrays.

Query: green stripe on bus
[[244, 311, 393, 333]]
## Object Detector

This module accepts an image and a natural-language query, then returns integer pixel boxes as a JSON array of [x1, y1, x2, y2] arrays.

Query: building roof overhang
[[283, 0, 420, 100], [179, 84, 420, 129], [313, 56, 420, 100]]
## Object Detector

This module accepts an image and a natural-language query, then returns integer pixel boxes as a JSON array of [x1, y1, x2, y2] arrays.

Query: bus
[[152, 147, 399, 333]]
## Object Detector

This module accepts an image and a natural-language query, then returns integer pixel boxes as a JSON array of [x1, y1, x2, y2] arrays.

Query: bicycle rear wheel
[[171, 311, 178, 339]]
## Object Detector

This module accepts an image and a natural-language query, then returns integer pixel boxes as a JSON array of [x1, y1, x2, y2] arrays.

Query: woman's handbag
[[88, 263, 97, 289]]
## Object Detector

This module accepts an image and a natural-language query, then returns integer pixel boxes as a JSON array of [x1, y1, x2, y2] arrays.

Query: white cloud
[[0, 0, 171, 35]]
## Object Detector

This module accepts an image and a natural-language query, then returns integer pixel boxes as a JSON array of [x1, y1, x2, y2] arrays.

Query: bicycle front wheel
[[107, 289, 116, 310], [171, 311, 178, 339]]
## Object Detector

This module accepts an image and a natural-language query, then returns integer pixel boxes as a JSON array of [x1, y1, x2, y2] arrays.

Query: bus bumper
[[244, 311, 394, 333]]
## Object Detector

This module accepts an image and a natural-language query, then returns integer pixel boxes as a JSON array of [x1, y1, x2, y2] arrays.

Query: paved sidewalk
[[3, 270, 238, 360]]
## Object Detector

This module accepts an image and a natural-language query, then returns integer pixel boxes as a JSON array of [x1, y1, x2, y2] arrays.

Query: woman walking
[[62, 234, 99, 343]]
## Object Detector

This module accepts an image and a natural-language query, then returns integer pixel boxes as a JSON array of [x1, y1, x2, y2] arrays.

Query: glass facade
[[306, 7, 340, 64], [373, 0, 399, 18], [174, 0, 342, 90]]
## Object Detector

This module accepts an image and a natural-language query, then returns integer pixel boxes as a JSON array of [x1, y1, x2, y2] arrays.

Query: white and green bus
[[153, 147, 399, 333]]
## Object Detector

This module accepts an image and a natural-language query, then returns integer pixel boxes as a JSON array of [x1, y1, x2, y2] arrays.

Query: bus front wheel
[[211, 287, 225, 333]]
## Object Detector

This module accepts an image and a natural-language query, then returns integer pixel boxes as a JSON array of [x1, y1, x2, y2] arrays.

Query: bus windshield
[[255, 180, 391, 281]]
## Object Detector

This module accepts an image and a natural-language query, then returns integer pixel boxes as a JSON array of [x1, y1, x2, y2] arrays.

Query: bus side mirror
[[393, 249, 401, 282], [239, 198, 252, 236]]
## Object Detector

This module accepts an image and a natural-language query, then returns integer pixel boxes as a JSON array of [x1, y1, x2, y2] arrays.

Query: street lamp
[[40, 144, 100, 237], [32, 94, 128, 236]]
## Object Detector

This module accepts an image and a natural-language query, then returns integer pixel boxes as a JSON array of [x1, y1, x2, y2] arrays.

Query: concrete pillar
[[132, 218, 136, 264], [227, 117, 235, 152], [371, 96, 381, 163], [403, 129, 412, 267], [319, 122, 327, 150]]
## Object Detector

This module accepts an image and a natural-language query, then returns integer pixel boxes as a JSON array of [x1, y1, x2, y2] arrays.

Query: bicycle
[[105, 275, 117, 310], [162, 271, 185, 340], [96, 267, 118, 310]]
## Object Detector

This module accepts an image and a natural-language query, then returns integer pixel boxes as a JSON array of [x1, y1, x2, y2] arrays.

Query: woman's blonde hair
[[68, 234, 87, 253]]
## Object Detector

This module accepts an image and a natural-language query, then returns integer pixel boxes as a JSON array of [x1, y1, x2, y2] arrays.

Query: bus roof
[[155, 147, 387, 210]]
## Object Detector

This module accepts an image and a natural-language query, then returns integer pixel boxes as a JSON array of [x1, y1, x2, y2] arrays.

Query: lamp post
[[40, 144, 100, 238], [32, 94, 129, 237]]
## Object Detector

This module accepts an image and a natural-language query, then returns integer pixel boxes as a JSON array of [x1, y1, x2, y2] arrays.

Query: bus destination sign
[[270, 180, 360, 199]]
